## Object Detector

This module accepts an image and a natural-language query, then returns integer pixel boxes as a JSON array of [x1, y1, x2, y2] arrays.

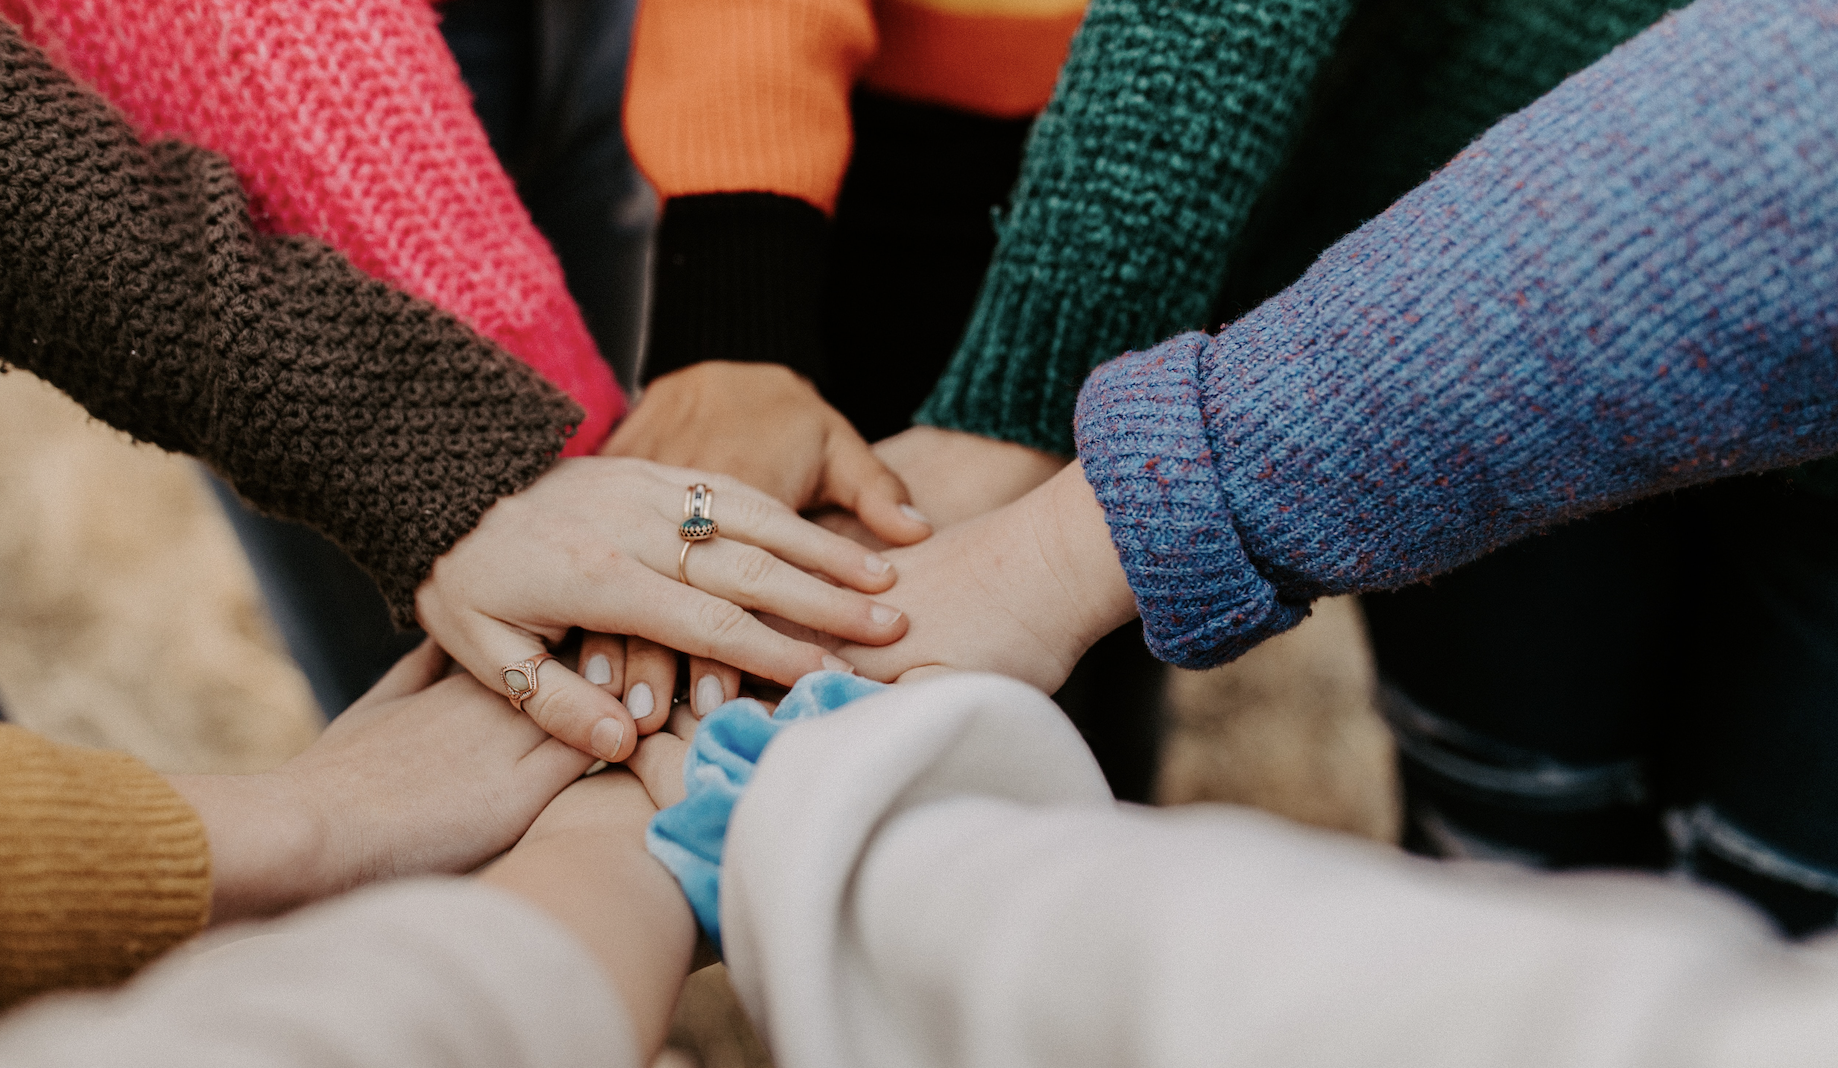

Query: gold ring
[[679, 483, 717, 583], [501, 652, 556, 713]]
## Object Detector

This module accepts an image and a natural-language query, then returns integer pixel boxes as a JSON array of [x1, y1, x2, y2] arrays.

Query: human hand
[[415, 457, 908, 762], [812, 425, 1067, 551], [834, 463, 1139, 692], [589, 365, 934, 727], [168, 641, 595, 925], [603, 362, 932, 544], [480, 768, 694, 1061], [874, 425, 1068, 530]]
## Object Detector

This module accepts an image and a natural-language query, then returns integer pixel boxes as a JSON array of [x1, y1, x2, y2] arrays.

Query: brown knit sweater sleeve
[[0, 726, 210, 1009], [0, 23, 582, 624]]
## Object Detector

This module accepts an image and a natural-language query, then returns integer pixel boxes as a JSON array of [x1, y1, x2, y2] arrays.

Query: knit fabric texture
[[625, 0, 1082, 214], [0, 24, 581, 625], [1075, 0, 1838, 668], [919, 0, 1684, 456], [0, 726, 210, 1009], [1, 0, 624, 453], [642, 193, 832, 386], [646, 671, 885, 952]]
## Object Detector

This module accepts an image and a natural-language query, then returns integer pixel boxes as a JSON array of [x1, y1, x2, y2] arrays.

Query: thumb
[[821, 426, 931, 546]]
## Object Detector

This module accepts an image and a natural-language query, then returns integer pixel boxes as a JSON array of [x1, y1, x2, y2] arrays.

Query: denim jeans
[[1365, 473, 1838, 935], [219, 0, 652, 718]]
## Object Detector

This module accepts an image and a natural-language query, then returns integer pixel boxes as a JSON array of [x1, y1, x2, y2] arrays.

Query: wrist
[[1024, 462, 1138, 654], [167, 771, 327, 925]]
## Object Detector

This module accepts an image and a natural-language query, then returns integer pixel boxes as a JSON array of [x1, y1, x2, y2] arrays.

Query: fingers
[[711, 481, 900, 594], [615, 567, 857, 689], [822, 427, 932, 547], [686, 655, 741, 718], [621, 636, 677, 735], [629, 731, 690, 809], [473, 625, 637, 763], [684, 536, 908, 647], [578, 633, 625, 696]]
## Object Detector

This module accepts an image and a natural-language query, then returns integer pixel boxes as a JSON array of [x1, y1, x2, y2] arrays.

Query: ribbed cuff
[[642, 193, 830, 385], [0, 729, 210, 1007], [1073, 333, 1309, 668]]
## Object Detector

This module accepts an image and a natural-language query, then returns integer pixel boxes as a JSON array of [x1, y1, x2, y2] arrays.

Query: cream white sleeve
[[0, 878, 638, 1068], [719, 673, 1838, 1068]]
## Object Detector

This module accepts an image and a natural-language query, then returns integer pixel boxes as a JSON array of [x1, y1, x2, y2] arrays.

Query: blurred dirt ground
[[0, 370, 320, 772], [1, 365, 1397, 1066]]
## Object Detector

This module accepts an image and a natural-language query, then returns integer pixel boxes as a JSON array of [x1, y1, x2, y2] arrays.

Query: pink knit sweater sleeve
[[4, 0, 625, 454]]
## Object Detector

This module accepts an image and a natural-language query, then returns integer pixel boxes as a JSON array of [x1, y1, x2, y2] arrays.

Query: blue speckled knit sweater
[[1075, 0, 1838, 669]]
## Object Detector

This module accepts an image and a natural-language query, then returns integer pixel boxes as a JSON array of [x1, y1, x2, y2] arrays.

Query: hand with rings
[[415, 457, 909, 763]]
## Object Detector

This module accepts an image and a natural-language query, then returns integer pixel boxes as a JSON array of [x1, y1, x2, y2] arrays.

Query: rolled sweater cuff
[[642, 193, 830, 386], [0, 727, 210, 1008], [1074, 334, 1309, 668]]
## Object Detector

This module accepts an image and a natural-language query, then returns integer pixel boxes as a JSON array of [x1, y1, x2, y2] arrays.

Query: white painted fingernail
[[900, 504, 930, 525], [584, 654, 613, 686], [821, 655, 856, 674], [695, 675, 725, 717], [870, 603, 902, 627], [590, 717, 625, 762], [865, 553, 893, 576], [628, 682, 655, 719]]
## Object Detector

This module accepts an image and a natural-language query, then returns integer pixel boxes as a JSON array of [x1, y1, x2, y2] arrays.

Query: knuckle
[[731, 544, 778, 596], [694, 598, 753, 644]]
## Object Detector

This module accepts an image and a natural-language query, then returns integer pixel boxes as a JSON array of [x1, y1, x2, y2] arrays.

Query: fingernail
[[695, 674, 725, 717], [870, 603, 902, 627], [628, 681, 655, 720], [865, 553, 893, 576], [590, 717, 625, 762], [584, 653, 613, 686], [900, 504, 930, 526], [821, 655, 856, 675]]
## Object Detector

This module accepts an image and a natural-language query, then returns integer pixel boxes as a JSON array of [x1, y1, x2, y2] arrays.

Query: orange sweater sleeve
[[624, 0, 877, 214], [0, 727, 211, 1009]]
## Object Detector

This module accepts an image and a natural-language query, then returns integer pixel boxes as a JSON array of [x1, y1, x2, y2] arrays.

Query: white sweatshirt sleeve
[[719, 673, 1838, 1068], [0, 878, 638, 1068]]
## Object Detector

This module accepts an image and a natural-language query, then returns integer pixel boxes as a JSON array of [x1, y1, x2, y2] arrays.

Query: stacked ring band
[[679, 483, 717, 584], [502, 652, 556, 713]]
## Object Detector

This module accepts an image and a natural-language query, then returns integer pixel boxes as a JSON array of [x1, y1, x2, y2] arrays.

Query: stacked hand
[[414, 456, 909, 762]]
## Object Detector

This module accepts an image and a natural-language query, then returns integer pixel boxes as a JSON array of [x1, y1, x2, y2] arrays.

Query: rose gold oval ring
[[501, 652, 556, 713]]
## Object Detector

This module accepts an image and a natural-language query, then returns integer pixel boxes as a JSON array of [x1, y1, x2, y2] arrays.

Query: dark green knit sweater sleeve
[[914, 0, 1355, 456], [0, 25, 580, 625]]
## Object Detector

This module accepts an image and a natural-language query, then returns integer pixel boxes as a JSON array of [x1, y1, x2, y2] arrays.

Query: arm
[[0, 769, 687, 1067], [844, 0, 1838, 685], [611, 0, 932, 543], [0, 641, 592, 1010], [2, 0, 624, 450], [0, 727, 210, 1009], [1076, 0, 1838, 667], [1, 27, 901, 760], [718, 673, 1832, 1068], [623, 0, 873, 386], [913, 0, 1358, 456]]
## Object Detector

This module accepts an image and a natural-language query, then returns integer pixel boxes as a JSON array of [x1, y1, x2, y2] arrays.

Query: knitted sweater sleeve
[[0, 0, 625, 454], [0, 727, 210, 1010], [915, 0, 1357, 456], [1074, 0, 1838, 667], [0, 24, 581, 625]]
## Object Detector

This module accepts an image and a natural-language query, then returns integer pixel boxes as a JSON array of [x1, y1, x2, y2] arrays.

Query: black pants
[[1367, 474, 1838, 934]]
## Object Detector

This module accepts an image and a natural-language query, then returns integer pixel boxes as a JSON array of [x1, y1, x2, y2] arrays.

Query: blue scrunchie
[[645, 671, 885, 950]]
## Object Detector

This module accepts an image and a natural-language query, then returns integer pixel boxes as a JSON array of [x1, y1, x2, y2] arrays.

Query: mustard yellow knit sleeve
[[0, 726, 210, 1009]]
